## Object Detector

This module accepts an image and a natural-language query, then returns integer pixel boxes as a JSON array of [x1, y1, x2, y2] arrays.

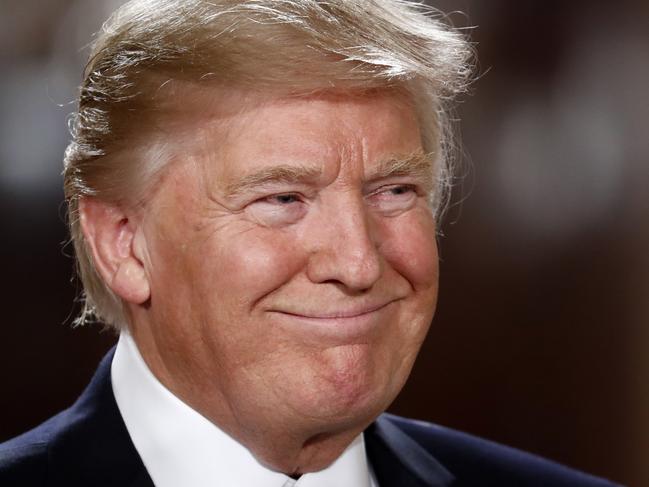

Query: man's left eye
[[367, 184, 419, 214], [374, 184, 419, 199], [385, 185, 416, 196]]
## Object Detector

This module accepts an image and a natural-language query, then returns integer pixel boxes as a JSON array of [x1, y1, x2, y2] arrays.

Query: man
[[0, 1, 622, 486]]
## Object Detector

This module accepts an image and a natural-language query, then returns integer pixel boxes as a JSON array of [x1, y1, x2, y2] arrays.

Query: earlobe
[[79, 197, 151, 305]]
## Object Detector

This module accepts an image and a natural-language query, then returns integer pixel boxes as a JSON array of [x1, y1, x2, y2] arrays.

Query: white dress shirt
[[111, 332, 378, 487]]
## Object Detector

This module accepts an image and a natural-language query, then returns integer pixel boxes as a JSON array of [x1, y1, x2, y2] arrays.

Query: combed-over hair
[[63, 0, 473, 328]]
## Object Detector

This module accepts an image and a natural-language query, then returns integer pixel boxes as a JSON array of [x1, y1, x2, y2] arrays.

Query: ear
[[79, 197, 151, 305]]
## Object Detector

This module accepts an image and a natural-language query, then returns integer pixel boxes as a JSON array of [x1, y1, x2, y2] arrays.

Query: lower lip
[[268, 304, 393, 342]]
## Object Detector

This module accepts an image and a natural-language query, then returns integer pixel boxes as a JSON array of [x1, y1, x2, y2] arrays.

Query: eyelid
[[366, 181, 422, 198], [238, 185, 313, 205], [260, 192, 304, 204], [245, 191, 309, 227]]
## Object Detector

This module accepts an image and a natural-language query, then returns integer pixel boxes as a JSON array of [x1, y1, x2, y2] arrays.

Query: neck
[[245, 428, 364, 475], [127, 321, 372, 475]]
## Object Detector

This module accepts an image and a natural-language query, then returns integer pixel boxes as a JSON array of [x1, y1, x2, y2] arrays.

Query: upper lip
[[269, 301, 394, 319]]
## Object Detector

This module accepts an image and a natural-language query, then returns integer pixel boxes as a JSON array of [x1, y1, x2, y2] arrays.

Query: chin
[[293, 344, 404, 428]]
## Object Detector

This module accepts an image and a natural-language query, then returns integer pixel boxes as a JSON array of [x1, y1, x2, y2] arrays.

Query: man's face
[[135, 90, 439, 446]]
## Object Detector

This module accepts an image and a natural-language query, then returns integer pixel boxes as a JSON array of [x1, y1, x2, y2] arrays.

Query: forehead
[[170, 89, 425, 185]]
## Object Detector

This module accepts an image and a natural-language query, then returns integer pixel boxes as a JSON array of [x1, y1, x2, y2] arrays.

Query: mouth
[[273, 302, 392, 320], [267, 300, 398, 342]]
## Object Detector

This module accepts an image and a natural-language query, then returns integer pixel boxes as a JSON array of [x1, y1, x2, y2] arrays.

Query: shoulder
[[0, 350, 114, 486], [0, 409, 70, 486], [376, 413, 623, 487], [0, 348, 150, 487]]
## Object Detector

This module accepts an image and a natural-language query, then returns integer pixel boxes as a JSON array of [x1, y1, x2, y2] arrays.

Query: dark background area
[[1, 1, 646, 486]]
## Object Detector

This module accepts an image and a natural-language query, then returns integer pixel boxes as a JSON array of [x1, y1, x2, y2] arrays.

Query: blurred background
[[0, 0, 646, 485]]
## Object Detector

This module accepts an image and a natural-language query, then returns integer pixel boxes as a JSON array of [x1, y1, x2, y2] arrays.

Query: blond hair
[[63, 0, 473, 328]]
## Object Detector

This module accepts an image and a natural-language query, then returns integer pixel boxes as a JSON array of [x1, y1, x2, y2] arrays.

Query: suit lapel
[[48, 348, 154, 487], [365, 415, 455, 487]]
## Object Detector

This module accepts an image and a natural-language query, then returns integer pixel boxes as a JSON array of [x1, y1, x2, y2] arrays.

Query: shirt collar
[[111, 332, 375, 487]]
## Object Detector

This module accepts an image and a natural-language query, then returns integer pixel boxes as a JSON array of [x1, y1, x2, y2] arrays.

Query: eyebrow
[[224, 152, 436, 198], [370, 152, 436, 190], [224, 165, 323, 197]]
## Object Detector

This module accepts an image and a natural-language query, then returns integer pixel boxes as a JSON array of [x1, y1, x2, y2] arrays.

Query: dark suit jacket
[[0, 350, 622, 486]]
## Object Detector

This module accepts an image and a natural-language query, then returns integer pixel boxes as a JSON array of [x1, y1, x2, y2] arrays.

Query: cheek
[[382, 212, 439, 290], [171, 228, 308, 379], [211, 229, 305, 306], [377, 211, 438, 367]]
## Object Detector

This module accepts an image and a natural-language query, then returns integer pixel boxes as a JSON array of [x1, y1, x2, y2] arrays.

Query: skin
[[81, 89, 439, 474]]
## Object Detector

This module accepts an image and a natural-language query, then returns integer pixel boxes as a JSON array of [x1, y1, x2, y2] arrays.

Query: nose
[[305, 196, 382, 292]]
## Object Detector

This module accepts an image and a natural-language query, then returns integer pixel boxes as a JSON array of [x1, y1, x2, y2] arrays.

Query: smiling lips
[[274, 301, 393, 320], [267, 301, 400, 343]]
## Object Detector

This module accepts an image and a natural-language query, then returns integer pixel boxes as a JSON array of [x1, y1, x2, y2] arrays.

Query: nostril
[[319, 279, 374, 296], [305, 208, 383, 289], [306, 248, 382, 289]]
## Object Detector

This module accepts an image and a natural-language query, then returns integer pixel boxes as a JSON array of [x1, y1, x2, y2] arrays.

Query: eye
[[267, 193, 301, 205], [374, 184, 419, 199], [386, 185, 416, 196], [367, 184, 419, 214], [246, 193, 307, 226]]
